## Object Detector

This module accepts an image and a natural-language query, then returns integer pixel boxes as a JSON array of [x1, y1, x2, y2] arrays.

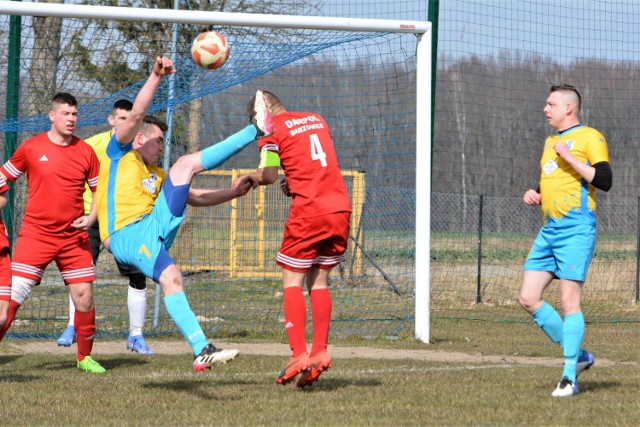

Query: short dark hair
[[141, 115, 168, 133], [550, 84, 581, 112], [51, 92, 78, 107], [112, 99, 133, 113]]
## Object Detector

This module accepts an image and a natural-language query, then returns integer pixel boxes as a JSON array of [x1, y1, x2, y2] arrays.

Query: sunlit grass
[[1, 320, 639, 425]]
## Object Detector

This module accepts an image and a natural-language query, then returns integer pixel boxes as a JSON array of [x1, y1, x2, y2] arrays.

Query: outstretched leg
[[159, 262, 238, 371]]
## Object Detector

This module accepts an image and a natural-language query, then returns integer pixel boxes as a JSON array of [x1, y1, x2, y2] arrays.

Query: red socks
[[0, 299, 21, 341], [282, 287, 333, 357], [283, 287, 307, 357], [309, 288, 332, 356], [0, 301, 97, 363], [74, 307, 96, 361]]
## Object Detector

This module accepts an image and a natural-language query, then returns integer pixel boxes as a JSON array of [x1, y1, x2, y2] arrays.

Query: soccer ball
[[191, 31, 230, 70]]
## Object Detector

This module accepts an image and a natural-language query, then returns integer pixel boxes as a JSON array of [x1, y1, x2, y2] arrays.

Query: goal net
[[0, 3, 430, 341]]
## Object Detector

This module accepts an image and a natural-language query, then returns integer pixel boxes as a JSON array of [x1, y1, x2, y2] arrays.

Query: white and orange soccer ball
[[190, 31, 230, 70]]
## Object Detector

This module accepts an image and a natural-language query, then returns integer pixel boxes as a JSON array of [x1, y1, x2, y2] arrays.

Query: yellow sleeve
[[258, 150, 280, 169], [587, 131, 609, 165]]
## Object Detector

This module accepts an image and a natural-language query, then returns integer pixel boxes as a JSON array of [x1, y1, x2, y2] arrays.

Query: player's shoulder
[[277, 110, 324, 121], [72, 135, 94, 150], [85, 130, 110, 146], [22, 131, 48, 145], [573, 126, 607, 146], [583, 125, 606, 139]]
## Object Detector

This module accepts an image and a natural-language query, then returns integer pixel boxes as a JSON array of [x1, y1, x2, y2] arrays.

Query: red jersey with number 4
[[258, 111, 351, 218], [0, 132, 99, 238]]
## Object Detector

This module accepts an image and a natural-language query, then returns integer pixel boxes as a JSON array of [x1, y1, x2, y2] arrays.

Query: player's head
[[544, 84, 581, 130], [550, 84, 581, 112], [134, 115, 167, 165], [108, 99, 133, 131], [51, 92, 78, 109], [49, 92, 79, 137], [247, 90, 285, 121]]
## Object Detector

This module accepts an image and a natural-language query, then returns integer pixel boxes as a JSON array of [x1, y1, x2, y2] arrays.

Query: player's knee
[[171, 155, 197, 178], [158, 265, 184, 295], [70, 289, 94, 312], [517, 293, 538, 312], [11, 277, 38, 305]]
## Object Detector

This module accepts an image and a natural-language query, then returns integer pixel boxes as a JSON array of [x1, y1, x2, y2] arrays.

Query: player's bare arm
[[187, 176, 257, 207], [0, 191, 7, 211], [71, 194, 97, 231], [116, 56, 175, 146], [553, 141, 596, 183], [233, 167, 278, 189]]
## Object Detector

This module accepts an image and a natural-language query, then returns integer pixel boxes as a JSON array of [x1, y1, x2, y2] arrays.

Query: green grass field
[[1, 319, 639, 426]]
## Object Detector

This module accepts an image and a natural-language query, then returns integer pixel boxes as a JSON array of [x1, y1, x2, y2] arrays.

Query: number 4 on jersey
[[309, 133, 327, 167]]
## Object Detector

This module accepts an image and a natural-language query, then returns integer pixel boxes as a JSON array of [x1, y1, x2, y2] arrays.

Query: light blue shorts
[[109, 188, 185, 282], [523, 223, 596, 282]]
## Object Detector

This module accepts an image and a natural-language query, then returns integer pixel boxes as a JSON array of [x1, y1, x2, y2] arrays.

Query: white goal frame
[[0, 1, 433, 343]]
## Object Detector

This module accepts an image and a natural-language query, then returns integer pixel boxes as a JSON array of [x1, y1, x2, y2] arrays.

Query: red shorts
[[277, 211, 351, 273], [0, 248, 10, 301], [12, 232, 95, 285]]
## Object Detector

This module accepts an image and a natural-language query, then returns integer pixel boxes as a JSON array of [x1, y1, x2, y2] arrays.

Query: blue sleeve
[[106, 132, 133, 160]]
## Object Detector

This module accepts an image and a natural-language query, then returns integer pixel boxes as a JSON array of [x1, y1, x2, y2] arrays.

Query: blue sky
[[438, 0, 640, 62], [321, 0, 640, 63]]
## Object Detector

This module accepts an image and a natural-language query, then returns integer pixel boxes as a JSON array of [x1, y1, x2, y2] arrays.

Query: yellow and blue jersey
[[539, 125, 609, 227], [96, 134, 166, 241]]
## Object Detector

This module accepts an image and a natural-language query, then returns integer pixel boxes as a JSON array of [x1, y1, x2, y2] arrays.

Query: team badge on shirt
[[543, 158, 559, 175], [141, 172, 158, 194]]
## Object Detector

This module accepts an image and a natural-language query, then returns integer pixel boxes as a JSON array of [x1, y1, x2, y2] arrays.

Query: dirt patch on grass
[[2, 340, 623, 368]]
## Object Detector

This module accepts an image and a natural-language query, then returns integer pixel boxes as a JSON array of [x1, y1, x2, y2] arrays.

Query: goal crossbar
[[0, 2, 429, 34]]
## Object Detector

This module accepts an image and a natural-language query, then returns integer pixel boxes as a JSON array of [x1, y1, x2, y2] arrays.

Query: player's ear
[[133, 132, 144, 147], [565, 102, 573, 115]]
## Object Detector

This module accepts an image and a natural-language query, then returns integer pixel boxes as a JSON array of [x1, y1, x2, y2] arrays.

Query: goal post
[[0, 2, 432, 342]]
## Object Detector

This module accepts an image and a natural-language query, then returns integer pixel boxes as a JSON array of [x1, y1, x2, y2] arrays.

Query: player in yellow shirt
[[96, 56, 272, 371], [519, 84, 612, 397], [57, 100, 154, 354]]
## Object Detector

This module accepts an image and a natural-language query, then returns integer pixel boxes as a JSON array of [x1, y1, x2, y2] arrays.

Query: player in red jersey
[[0, 175, 11, 330], [234, 90, 352, 387], [0, 92, 105, 374]]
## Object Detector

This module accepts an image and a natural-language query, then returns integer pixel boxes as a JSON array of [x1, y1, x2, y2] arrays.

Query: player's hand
[[233, 175, 258, 197], [554, 141, 571, 160], [523, 189, 541, 206], [232, 175, 256, 190], [280, 177, 291, 197], [71, 215, 91, 231], [153, 56, 175, 77]]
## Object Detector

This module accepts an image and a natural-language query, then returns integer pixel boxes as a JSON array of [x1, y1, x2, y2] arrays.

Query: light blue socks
[[200, 124, 257, 170], [532, 302, 564, 346], [164, 292, 208, 355], [532, 303, 585, 382], [561, 312, 585, 382]]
